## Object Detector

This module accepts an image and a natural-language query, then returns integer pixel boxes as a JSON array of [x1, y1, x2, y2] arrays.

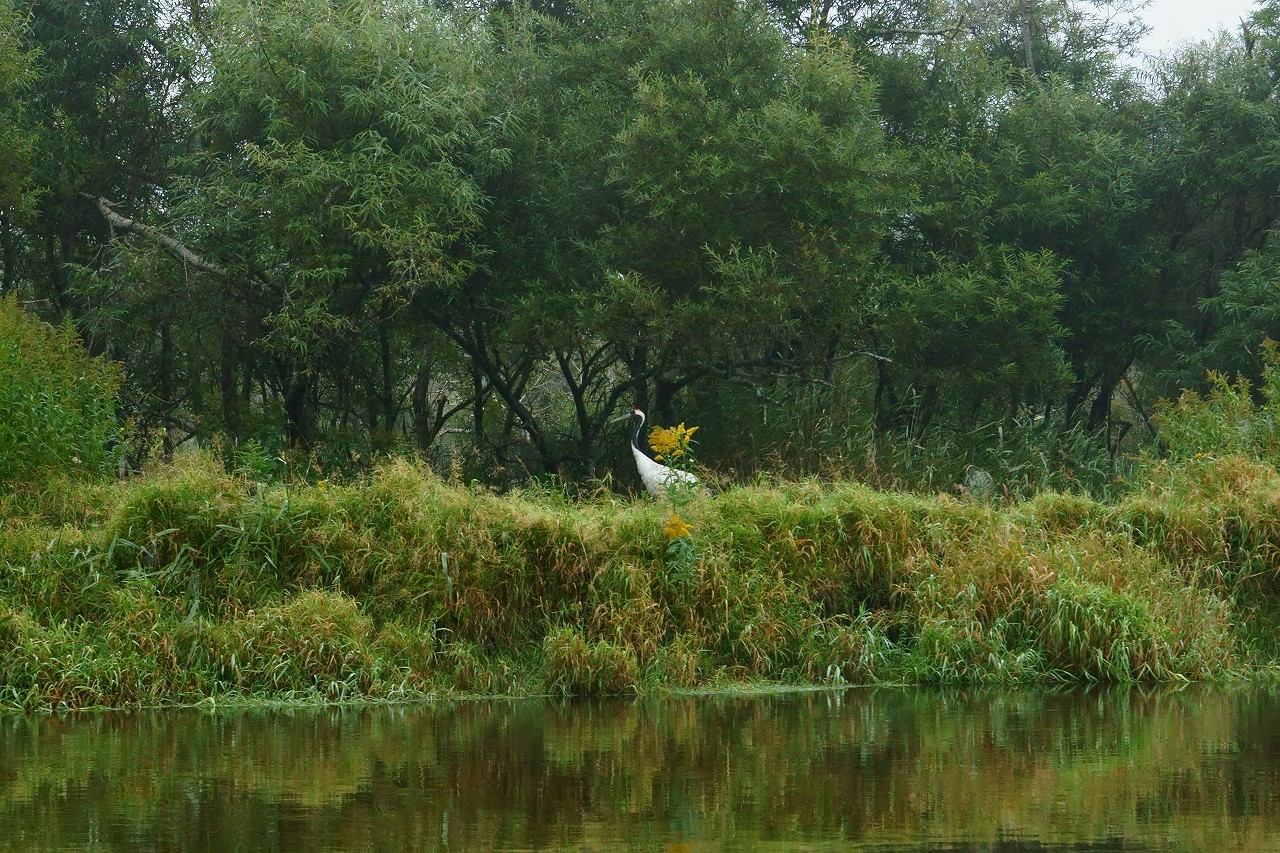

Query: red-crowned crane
[[612, 407, 700, 498]]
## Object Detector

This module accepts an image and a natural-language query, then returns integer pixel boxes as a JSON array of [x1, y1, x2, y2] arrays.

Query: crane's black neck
[[630, 411, 645, 451]]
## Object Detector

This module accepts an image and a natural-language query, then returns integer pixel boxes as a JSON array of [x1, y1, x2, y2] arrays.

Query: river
[[1, 686, 1277, 850]]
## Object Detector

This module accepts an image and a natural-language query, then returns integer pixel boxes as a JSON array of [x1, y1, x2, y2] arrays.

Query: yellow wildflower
[[649, 422, 699, 456], [648, 426, 678, 455], [663, 513, 693, 540]]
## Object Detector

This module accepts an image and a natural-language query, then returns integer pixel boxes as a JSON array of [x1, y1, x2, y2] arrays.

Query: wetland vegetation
[[4, 306, 1280, 708], [8, 0, 1280, 709]]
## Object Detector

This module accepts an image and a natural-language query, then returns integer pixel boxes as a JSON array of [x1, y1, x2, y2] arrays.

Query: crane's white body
[[631, 441, 699, 498], [617, 408, 700, 498]]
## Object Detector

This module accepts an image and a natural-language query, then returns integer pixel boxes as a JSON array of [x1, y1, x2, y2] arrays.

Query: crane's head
[[610, 407, 645, 424]]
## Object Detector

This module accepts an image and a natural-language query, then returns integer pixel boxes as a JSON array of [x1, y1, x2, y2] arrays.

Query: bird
[[612, 407, 700, 498]]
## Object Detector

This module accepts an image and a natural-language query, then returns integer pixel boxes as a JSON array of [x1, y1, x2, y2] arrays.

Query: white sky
[[1136, 0, 1261, 56]]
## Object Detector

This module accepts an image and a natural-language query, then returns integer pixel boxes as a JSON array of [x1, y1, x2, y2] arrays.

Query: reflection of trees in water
[[0, 687, 1278, 850]]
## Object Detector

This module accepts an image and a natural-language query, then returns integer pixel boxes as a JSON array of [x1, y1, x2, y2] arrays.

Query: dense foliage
[[4, 382, 1280, 708], [0, 294, 121, 487], [2, 0, 1280, 494], [12, 0, 1280, 706]]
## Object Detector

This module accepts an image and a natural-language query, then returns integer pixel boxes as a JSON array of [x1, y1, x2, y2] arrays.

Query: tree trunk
[[471, 363, 487, 445], [913, 382, 940, 438], [555, 350, 597, 476], [379, 322, 395, 433], [0, 212, 16, 292], [874, 360, 903, 432], [654, 375, 678, 426], [282, 370, 316, 449], [1020, 0, 1036, 74], [159, 321, 174, 458]]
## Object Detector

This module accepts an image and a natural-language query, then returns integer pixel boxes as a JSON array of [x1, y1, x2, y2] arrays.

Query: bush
[[1154, 340, 1280, 464], [0, 295, 121, 489]]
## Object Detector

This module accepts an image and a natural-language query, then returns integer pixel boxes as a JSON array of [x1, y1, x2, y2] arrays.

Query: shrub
[[1155, 372, 1261, 461], [1154, 340, 1280, 464], [0, 295, 121, 489]]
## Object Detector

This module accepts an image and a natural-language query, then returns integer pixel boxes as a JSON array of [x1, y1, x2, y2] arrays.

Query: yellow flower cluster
[[663, 512, 693, 540], [648, 422, 699, 462]]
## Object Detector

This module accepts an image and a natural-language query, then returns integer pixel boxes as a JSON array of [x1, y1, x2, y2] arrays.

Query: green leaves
[[0, 0, 37, 218], [184, 0, 499, 357], [492, 0, 899, 384], [881, 247, 1071, 407], [12, 0, 1279, 482], [0, 295, 122, 488]]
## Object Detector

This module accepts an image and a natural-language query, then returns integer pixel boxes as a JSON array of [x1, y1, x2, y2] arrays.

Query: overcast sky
[[1136, 0, 1260, 56]]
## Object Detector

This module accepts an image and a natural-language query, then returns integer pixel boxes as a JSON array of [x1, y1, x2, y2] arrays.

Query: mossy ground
[[2, 452, 1278, 711]]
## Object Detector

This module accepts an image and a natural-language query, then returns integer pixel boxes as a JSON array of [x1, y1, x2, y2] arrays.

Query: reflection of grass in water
[[4, 451, 1280, 709], [0, 689, 1278, 850]]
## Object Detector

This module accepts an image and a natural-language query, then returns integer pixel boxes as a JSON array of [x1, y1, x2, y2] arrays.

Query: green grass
[[2, 450, 1279, 711]]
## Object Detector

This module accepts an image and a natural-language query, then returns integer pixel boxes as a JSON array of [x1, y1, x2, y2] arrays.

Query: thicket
[[8, 0, 1280, 708], [5, 358, 1280, 709], [2, 0, 1279, 491]]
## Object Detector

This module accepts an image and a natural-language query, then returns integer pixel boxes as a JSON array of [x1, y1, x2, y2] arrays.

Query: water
[[1, 687, 1277, 851]]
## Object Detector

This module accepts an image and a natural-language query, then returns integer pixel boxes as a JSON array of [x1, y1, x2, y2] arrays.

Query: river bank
[[3, 451, 1279, 711]]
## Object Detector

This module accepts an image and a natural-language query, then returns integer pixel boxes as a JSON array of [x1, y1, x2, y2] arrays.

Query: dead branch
[[83, 194, 228, 277]]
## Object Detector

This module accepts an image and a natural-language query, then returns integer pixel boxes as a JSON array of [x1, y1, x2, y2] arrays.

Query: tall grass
[[687, 369, 1126, 499], [10, 292, 1280, 708], [3, 435, 1278, 710]]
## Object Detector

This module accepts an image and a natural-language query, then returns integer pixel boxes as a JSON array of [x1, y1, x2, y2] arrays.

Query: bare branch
[[83, 194, 227, 277], [869, 26, 969, 40]]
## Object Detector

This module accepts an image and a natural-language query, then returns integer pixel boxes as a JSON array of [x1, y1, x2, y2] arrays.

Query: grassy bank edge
[[4, 453, 1280, 711]]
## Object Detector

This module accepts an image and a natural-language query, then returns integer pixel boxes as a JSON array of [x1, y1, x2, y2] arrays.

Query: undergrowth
[[14, 239, 1280, 710], [2, 445, 1278, 711]]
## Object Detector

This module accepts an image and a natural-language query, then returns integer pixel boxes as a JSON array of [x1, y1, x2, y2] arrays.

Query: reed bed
[[2, 451, 1278, 711]]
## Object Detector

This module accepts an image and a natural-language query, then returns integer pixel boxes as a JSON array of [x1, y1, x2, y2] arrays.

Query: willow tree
[[1150, 8, 1280, 392], [458, 0, 905, 477], [822, 0, 1163, 440], [155, 0, 505, 448], [15, 0, 188, 319]]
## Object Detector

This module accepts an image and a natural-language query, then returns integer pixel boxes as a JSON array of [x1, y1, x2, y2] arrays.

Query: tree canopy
[[4, 0, 1280, 492]]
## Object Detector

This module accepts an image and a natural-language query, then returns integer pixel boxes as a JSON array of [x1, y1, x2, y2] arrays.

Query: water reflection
[[1, 687, 1277, 851]]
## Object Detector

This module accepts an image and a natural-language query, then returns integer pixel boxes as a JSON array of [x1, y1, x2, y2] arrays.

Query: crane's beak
[[609, 412, 631, 423]]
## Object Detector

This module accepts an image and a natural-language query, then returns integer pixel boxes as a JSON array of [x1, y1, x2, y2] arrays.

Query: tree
[[875, 248, 1070, 432], [983, 78, 1164, 429], [0, 0, 38, 292], [457, 0, 903, 478], [839, 14, 1158, 434], [17, 0, 189, 316], [95, 0, 505, 450], [1143, 15, 1280, 395]]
